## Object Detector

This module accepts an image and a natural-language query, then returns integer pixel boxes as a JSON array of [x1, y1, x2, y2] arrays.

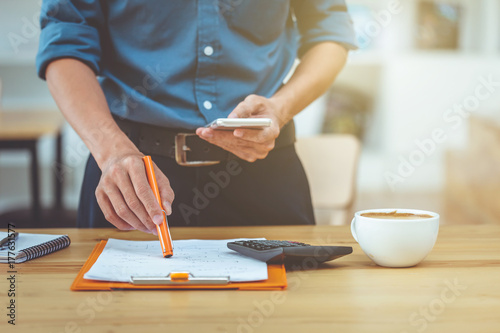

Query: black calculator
[[227, 240, 352, 264]]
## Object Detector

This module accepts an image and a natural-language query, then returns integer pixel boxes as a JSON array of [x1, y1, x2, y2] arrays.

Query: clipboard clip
[[130, 272, 229, 285]]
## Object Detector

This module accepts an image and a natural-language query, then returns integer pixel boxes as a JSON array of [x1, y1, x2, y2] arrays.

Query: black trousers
[[77, 145, 315, 227]]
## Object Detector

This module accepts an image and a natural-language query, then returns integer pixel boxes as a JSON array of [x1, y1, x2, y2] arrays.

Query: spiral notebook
[[0, 232, 71, 263]]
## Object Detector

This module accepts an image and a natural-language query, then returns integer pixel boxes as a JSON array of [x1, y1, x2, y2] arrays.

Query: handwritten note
[[84, 238, 268, 282]]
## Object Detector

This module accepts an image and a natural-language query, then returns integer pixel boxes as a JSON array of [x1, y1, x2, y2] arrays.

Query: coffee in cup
[[351, 209, 439, 267], [360, 210, 433, 220]]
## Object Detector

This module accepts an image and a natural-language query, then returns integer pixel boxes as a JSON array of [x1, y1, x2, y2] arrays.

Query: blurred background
[[1, 0, 499, 227]]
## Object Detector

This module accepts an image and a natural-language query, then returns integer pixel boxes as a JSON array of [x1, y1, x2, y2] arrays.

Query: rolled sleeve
[[36, 0, 103, 80], [292, 0, 358, 58]]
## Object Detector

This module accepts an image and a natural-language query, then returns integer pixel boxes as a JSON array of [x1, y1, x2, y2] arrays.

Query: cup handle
[[350, 217, 358, 242]]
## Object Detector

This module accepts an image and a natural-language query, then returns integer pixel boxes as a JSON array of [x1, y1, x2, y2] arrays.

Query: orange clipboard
[[71, 241, 287, 291]]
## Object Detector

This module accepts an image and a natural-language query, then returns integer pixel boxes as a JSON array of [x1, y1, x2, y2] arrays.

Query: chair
[[295, 134, 361, 225]]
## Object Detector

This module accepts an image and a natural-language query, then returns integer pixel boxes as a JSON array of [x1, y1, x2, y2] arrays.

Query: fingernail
[[202, 129, 213, 138], [163, 202, 172, 215], [153, 214, 163, 225], [234, 130, 243, 137]]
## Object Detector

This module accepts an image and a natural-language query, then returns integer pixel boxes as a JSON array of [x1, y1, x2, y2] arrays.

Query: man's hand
[[95, 150, 175, 234], [45, 59, 176, 233], [195, 95, 285, 162]]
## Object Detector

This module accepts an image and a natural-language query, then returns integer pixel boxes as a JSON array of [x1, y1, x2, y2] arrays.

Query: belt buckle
[[175, 133, 220, 167]]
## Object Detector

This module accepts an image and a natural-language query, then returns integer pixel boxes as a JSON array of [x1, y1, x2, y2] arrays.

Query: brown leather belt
[[113, 116, 296, 167]]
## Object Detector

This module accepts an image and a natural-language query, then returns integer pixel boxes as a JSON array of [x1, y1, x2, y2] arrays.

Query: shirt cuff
[[298, 12, 358, 58], [36, 22, 101, 80]]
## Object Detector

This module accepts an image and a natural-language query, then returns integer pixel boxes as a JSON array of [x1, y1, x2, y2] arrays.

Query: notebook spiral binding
[[19, 235, 71, 261]]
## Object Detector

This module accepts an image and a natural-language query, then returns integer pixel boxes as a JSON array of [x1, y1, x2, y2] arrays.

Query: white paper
[[84, 238, 268, 283]]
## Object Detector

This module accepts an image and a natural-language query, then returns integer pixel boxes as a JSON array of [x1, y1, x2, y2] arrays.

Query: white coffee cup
[[351, 209, 439, 267]]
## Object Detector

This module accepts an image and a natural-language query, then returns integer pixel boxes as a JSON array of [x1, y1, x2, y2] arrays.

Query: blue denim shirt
[[37, 0, 357, 130]]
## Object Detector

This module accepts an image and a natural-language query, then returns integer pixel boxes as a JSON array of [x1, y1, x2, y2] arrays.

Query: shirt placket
[[195, 0, 220, 122]]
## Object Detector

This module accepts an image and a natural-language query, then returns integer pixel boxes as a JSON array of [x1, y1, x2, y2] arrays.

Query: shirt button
[[203, 100, 213, 110], [204, 46, 214, 56]]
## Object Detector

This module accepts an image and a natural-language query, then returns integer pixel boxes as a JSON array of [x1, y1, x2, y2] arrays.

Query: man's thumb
[[228, 101, 252, 119]]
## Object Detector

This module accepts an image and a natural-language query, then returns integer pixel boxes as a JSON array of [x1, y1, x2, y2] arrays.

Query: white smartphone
[[206, 118, 272, 130]]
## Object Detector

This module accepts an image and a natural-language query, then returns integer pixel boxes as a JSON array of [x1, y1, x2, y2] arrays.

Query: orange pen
[[142, 156, 174, 257]]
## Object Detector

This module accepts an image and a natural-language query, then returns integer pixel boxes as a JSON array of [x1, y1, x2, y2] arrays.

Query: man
[[36, 0, 357, 232]]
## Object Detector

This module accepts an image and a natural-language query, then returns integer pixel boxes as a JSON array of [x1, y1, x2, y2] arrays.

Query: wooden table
[[1, 225, 499, 332], [0, 111, 65, 221]]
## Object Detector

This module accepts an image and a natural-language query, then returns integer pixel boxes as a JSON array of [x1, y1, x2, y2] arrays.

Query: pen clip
[[0, 232, 18, 249], [162, 210, 173, 250]]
